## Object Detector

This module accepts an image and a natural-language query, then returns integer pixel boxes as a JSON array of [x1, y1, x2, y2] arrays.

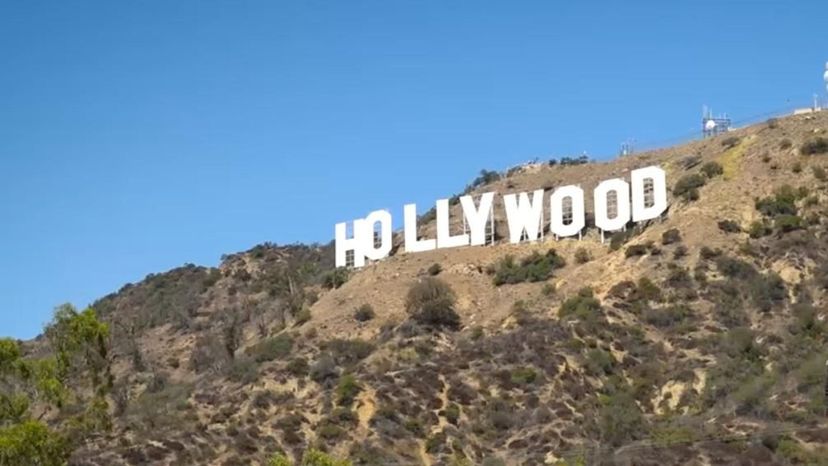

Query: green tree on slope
[[0, 304, 112, 465]]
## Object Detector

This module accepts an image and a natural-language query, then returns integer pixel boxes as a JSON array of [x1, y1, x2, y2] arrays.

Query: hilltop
[[20, 111, 828, 465]]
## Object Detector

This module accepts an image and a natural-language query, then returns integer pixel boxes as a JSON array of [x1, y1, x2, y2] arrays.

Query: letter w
[[503, 189, 544, 244]]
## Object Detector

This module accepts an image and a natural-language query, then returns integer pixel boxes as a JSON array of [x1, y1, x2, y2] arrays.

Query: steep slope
[[41, 111, 828, 465]]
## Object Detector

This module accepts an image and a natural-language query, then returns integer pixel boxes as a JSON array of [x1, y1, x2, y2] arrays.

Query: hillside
[[23, 111, 828, 465]]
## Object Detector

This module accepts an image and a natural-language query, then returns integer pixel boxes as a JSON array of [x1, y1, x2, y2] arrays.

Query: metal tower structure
[[702, 106, 731, 138]]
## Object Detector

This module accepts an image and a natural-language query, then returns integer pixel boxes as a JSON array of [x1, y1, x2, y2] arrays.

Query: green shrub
[[510, 367, 538, 385], [425, 263, 443, 276], [226, 357, 259, 384], [287, 357, 309, 377], [317, 422, 346, 441], [792, 161, 803, 173], [190, 335, 229, 373], [801, 137, 828, 155], [559, 288, 602, 320], [336, 374, 361, 406], [637, 277, 663, 302], [699, 246, 722, 260], [665, 266, 694, 291], [779, 138, 793, 150], [650, 422, 698, 448], [322, 268, 350, 289], [321, 339, 375, 366], [425, 432, 446, 454], [731, 373, 775, 416], [721, 136, 741, 149], [247, 334, 293, 363], [486, 398, 514, 431], [714, 256, 756, 279], [268, 452, 293, 466], [600, 390, 645, 446], [309, 355, 339, 383], [776, 438, 828, 464], [404, 417, 426, 437], [353, 304, 375, 322], [794, 352, 828, 393], [717, 219, 741, 233], [294, 308, 312, 325], [755, 186, 799, 217], [644, 304, 692, 329], [443, 403, 461, 425], [701, 328, 766, 407], [574, 247, 592, 264], [510, 300, 532, 326], [470, 169, 501, 189], [813, 166, 827, 180], [701, 161, 724, 178], [329, 407, 358, 426], [713, 256, 786, 313], [405, 277, 461, 329], [748, 221, 771, 238], [492, 249, 566, 285], [560, 155, 590, 165], [607, 280, 636, 301], [585, 349, 614, 376], [673, 174, 706, 201], [609, 229, 634, 250], [624, 244, 648, 258], [252, 389, 279, 409], [774, 214, 803, 232], [791, 303, 825, 338], [301, 448, 352, 466], [661, 228, 682, 245]]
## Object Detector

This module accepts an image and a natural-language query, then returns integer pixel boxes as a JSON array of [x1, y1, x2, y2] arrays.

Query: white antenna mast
[[824, 61, 828, 93], [824, 61, 828, 102]]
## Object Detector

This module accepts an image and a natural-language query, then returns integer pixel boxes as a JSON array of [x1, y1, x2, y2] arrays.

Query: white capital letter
[[594, 178, 631, 232], [436, 198, 470, 249], [335, 220, 366, 268], [404, 204, 437, 253], [504, 189, 545, 243], [549, 186, 585, 238], [460, 192, 495, 246], [631, 166, 667, 222], [362, 210, 393, 261]]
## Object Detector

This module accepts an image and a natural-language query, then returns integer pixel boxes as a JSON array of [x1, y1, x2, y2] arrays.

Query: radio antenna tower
[[824, 61, 828, 93], [823, 61, 828, 108], [619, 139, 635, 157], [702, 106, 731, 138]]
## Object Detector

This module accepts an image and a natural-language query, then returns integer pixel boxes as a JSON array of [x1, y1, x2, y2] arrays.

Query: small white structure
[[704, 119, 717, 131], [824, 61, 828, 93], [702, 106, 731, 138]]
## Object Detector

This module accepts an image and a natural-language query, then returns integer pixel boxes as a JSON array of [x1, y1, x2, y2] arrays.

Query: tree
[[268, 452, 293, 466], [600, 391, 645, 446], [0, 304, 112, 465], [267, 448, 352, 466], [222, 312, 242, 360], [405, 277, 461, 330]]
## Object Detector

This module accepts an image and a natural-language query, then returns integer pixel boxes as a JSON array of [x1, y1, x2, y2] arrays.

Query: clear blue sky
[[1, 1, 826, 338]]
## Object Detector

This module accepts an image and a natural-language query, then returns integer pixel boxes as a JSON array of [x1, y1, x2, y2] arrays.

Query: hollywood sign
[[335, 165, 667, 268]]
